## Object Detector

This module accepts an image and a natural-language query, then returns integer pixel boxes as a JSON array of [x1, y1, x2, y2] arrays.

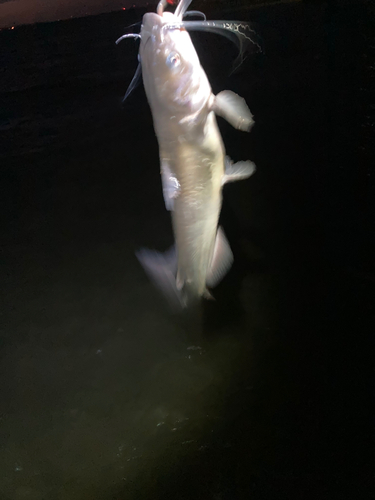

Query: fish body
[[134, 2, 256, 309]]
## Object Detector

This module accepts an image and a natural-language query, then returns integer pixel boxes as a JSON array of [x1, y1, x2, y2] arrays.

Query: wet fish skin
[[136, 3, 256, 309]]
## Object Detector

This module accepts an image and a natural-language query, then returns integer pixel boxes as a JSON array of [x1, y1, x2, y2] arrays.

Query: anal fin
[[206, 227, 234, 289]]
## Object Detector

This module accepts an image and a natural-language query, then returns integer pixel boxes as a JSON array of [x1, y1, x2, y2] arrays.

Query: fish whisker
[[183, 10, 206, 21], [116, 33, 141, 45]]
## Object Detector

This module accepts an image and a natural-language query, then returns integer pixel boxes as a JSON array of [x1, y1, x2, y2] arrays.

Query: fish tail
[[136, 246, 186, 311]]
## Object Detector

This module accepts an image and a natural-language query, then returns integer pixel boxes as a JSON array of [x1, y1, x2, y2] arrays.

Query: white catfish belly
[[168, 117, 225, 299], [173, 186, 221, 299]]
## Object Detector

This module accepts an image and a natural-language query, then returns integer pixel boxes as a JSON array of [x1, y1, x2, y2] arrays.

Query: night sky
[[0, 0, 149, 28]]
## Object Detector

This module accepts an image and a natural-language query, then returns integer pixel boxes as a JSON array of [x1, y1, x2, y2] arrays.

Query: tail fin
[[136, 246, 186, 311]]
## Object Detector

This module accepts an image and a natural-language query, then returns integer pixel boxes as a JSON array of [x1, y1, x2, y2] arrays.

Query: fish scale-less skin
[[137, 7, 244, 305], [161, 109, 225, 299], [173, 172, 222, 297]]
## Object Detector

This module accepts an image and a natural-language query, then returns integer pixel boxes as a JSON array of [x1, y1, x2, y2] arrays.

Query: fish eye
[[166, 52, 181, 70]]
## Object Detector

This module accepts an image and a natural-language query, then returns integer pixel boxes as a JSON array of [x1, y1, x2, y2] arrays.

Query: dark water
[[0, 1, 373, 499]]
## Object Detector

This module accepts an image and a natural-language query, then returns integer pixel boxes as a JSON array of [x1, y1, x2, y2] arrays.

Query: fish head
[[139, 11, 211, 115]]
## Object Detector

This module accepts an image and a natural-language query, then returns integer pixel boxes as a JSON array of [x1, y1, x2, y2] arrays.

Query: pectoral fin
[[161, 159, 180, 211], [212, 90, 254, 132], [122, 61, 142, 102], [206, 227, 234, 288], [222, 156, 256, 185]]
